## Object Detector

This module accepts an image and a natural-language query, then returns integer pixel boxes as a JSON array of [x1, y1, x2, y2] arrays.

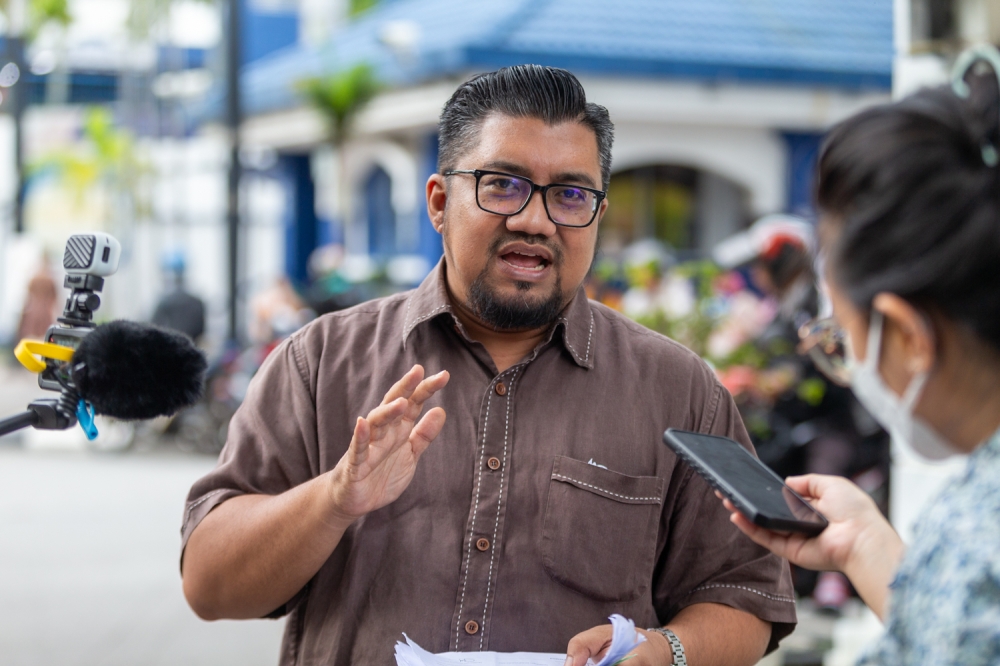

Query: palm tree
[[297, 62, 381, 239]]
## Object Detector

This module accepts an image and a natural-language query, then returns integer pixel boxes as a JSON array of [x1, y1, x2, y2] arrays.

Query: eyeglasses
[[798, 317, 853, 387], [443, 169, 606, 228]]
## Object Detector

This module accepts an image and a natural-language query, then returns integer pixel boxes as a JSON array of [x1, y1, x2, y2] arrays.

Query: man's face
[[427, 113, 607, 330]]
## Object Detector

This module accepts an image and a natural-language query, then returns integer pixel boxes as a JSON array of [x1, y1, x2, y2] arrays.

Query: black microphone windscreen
[[72, 320, 207, 420]]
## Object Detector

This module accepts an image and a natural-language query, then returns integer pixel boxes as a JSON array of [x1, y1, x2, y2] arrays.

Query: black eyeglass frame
[[443, 169, 607, 228]]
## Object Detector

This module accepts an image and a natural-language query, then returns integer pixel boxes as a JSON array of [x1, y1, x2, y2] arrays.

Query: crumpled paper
[[394, 613, 645, 666]]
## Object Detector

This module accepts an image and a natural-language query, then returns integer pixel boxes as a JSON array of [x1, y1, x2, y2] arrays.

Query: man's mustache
[[486, 231, 563, 264]]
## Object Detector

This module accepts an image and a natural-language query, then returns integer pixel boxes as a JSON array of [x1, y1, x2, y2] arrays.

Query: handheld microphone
[[72, 320, 207, 421]]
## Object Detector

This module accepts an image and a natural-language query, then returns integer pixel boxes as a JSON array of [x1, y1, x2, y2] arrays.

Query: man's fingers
[[381, 365, 425, 405], [409, 407, 447, 457], [360, 399, 410, 450], [565, 626, 612, 666], [348, 417, 371, 464], [365, 398, 408, 431], [407, 370, 450, 407]]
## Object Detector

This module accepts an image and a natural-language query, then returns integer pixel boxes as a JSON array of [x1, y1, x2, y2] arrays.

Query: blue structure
[[240, 0, 893, 117], [279, 154, 319, 286], [234, 0, 893, 280], [242, 0, 299, 65], [365, 166, 396, 258], [782, 132, 825, 218]]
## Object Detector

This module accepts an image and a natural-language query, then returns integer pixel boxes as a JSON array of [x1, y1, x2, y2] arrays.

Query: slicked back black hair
[[817, 70, 1000, 351], [438, 65, 614, 189]]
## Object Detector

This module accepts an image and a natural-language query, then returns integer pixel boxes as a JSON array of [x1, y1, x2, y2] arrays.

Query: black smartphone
[[663, 428, 828, 535]]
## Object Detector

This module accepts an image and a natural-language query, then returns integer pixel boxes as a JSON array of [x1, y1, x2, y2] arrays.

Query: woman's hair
[[817, 70, 1000, 351]]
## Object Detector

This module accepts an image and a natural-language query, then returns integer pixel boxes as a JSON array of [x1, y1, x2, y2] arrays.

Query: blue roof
[[238, 0, 893, 118]]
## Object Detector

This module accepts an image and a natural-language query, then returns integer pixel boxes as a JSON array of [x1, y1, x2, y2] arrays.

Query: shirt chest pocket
[[541, 455, 664, 602]]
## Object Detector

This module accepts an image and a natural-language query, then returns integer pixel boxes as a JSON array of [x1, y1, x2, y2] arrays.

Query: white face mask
[[849, 311, 958, 460]]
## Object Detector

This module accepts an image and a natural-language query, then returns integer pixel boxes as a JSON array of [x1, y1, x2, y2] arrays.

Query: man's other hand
[[565, 624, 673, 666], [328, 365, 449, 522]]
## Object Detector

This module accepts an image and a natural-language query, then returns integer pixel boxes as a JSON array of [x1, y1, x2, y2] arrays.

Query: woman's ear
[[872, 292, 936, 383], [426, 174, 447, 234]]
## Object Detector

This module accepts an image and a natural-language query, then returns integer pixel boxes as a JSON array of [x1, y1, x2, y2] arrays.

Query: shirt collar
[[401, 260, 455, 345], [402, 260, 595, 370]]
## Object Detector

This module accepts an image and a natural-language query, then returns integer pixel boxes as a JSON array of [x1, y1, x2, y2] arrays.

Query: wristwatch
[[646, 627, 687, 666]]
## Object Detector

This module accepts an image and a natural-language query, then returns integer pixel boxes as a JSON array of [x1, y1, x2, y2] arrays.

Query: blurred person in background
[[16, 253, 59, 342], [723, 46, 1000, 664], [152, 251, 206, 344], [181, 65, 795, 666], [716, 216, 890, 611], [248, 275, 312, 348]]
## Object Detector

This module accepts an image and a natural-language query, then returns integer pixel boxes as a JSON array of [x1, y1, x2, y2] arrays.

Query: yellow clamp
[[14, 339, 75, 374]]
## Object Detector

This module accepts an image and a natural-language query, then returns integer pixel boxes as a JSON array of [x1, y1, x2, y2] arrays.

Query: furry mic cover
[[72, 320, 207, 420]]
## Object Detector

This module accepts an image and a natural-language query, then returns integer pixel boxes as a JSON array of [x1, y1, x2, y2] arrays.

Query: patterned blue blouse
[[857, 427, 1000, 665]]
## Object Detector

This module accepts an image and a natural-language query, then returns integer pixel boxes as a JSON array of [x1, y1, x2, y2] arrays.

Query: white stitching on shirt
[[558, 310, 595, 367], [480, 369, 518, 649], [687, 583, 795, 603], [402, 294, 413, 338], [551, 474, 661, 503], [402, 289, 450, 349], [558, 318, 584, 366], [404, 304, 450, 346], [183, 488, 231, 524], [584, 309, 594, 364], [455, 385, 492, 648]]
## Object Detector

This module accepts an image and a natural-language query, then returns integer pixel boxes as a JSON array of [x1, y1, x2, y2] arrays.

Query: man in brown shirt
[[181, 65, 796, 665]]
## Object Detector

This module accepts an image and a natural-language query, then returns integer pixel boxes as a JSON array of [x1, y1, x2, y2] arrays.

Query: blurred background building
[[234, 0, 892, 312], [0, 0, 895, 353]]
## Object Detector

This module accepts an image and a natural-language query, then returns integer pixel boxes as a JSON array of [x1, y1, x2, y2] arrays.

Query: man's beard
[[467, 271, 564, 331], [465, 233, 566, 331]]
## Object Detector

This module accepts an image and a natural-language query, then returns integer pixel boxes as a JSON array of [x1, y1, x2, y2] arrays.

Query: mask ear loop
[[951, 44, 1000, 167]]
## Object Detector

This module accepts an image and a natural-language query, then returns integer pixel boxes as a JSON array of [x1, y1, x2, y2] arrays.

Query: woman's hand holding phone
[[720, 474, 906, 621]]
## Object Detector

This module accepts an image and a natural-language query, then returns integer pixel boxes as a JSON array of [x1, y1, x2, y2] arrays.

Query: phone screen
[[663, 429, 827, 532]]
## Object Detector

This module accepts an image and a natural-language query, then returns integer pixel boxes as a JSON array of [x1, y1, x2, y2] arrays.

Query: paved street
[[0, 362, 284, 666]]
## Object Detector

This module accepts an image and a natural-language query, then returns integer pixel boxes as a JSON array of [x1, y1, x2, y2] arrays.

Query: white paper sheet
[[395, 614, 645, 666]]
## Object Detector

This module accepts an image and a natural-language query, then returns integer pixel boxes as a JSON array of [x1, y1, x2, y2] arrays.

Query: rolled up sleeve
[[180, 333, 321, 560]]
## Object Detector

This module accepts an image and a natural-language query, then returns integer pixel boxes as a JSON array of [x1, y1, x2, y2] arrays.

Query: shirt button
[[476, 537, 490, 551], [495, 382, 507, 396], [465, 620, 479, 635], [487, 456, 501, 471]]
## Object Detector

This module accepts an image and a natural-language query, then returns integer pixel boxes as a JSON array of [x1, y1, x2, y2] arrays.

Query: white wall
[[0, 119, 284, 352], [243, 76, 888, 243], [138, 133, 286, 350], [612, 122, 786, 216], [0, 114, 22, 343]]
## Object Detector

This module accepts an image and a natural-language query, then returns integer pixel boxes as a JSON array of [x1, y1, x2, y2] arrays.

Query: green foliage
[[29, 0, 70, 31], [29, 107, 148, 214], [797, 377, 828, 406], [297, 63, 381, 146], [0, 0, 72, 37], [631, 260, 724, 361], [349, 0, 380, 17]]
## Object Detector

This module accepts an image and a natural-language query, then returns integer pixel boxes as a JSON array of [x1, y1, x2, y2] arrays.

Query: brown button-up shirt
[[181, 262, 796, 665]]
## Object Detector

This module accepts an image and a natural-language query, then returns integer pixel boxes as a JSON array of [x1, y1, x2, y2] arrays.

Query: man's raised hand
[[328, 365, 449, 522]]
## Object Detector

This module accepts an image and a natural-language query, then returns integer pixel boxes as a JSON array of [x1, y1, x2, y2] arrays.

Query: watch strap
[[646, 627, 687, 666]]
